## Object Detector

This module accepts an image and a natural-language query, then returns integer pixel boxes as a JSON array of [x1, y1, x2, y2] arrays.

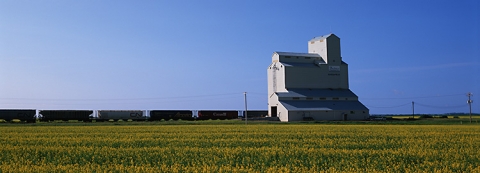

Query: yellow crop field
[[1, 124, 479, 172]]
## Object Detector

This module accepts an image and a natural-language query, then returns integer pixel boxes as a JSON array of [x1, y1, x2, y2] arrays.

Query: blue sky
[[1, 0, 479, 114]]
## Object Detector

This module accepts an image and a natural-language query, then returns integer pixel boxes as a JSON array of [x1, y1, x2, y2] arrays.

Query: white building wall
[[267, 94, 278, 117], [277, 104, 289, 122], [308, 38, 328, 62], [267, 62, 287, 94], [271, 53, 280, 62], [276, 65, 287, 92]]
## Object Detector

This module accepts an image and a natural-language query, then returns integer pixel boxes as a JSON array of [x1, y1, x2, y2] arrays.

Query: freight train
[[0, 109, 37, 123], [0, 109, 268, 123], [39, 110, 94, 122], [149, 110, 194, 121], [97, 110, 147, 122]]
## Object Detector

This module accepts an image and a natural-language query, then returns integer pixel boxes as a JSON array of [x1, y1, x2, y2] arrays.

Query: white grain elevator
[[267, 33, 369, 122]]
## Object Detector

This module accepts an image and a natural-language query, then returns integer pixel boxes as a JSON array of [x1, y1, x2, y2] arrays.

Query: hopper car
[[0, 109, 36, 123], [96, 110, 147, 122], [149, 110, 194, 121], [242, 110, 268, 118], [39, 110, 93, 122], [197, 110, 238, 120]]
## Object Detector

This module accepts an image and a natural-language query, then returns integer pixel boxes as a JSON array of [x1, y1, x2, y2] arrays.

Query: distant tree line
[[371, 113, 479, 117]]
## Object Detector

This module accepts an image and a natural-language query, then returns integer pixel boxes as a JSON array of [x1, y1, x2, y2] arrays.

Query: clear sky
[[1, 0, 479, 114]]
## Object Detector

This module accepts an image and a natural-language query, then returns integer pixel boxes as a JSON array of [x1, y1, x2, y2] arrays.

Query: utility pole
[[412, 101, 415, 119], [244, 92, 248, 125], [467, 92, 473, 123]]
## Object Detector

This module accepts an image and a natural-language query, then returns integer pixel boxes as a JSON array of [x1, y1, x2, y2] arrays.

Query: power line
[[245, 92, 267, 96], [414, 102, 467, 109], [365, 103, 411, 108], [366, 101, 468, 109], [0, 93, 241, 101], [0, 95, 245, 108], [361, 93, 465, 100]]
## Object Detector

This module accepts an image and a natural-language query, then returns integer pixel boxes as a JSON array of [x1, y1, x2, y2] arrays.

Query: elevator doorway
[[271, 106, 277, 117]]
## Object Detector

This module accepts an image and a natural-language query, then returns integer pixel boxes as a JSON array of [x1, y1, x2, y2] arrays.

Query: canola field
[[1, 124, 479, 172]]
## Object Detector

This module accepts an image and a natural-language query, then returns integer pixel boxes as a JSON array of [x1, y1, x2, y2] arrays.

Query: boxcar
[[197, 110, 238, 120], [97, 110, 146, 121], [149, 110, 194, 121], [0, 109, 36, 123], [39, 110, 93, 122], [242, 110, 268, 118]]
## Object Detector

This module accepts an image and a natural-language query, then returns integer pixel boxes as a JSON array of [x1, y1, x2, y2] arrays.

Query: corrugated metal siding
[[281, 62, 325, 67], [275, 52, 322, 58], [280, 100, 368, 111], [276, 89, 358, 98]]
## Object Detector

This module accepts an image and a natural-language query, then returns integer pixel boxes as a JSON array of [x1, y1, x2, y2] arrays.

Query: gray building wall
[[283, 63, 348, 89]]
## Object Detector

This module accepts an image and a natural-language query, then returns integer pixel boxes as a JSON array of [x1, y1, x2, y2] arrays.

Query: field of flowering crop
[[1, 124, 479, 172]]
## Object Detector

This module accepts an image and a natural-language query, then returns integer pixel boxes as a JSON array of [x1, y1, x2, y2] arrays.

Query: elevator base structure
[[269, 97, 369, 122], [268, 89, 369, 122]]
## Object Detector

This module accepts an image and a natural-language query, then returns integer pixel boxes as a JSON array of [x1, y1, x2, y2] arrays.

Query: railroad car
[[97, 110, 146, 122], [242, 110, 268, 118], [0, 109, 36, 123], [39, 110, 93, 122], [197, 110, 238, 120], [149, 110, 194, 121]]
